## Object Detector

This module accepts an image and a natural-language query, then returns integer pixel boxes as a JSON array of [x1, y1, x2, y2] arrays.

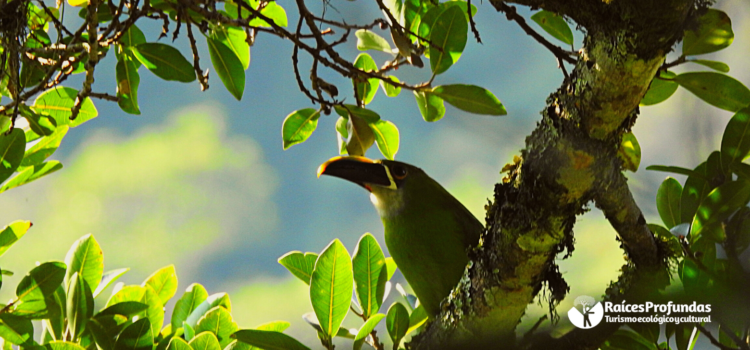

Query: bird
[[317, 156, 482, 317]]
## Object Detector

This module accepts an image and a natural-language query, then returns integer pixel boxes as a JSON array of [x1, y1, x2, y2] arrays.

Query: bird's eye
[[392, 165, 408, 179]]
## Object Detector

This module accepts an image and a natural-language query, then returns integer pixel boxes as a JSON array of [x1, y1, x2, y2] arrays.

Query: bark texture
[[411, 1, 702, 349]]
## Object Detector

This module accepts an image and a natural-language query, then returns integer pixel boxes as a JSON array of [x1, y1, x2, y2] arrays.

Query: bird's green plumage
[[319, 157, 482, 317]]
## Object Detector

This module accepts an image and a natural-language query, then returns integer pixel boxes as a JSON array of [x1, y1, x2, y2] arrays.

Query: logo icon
[[568, 295, 603, 329]]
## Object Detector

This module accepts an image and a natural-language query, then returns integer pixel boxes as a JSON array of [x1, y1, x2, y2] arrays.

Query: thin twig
[[494, 3, 576, 65], [696, 324, 741, 350]]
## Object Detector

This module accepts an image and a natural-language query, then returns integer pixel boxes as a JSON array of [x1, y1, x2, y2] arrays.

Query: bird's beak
[[317, 156, 392, 190]]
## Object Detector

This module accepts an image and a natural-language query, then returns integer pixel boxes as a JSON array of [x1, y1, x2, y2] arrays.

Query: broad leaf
[[132, 43, 196, 82], [248, 2, 288, 28], [530, 10, 573, 46], [94, 268, 130, 297], [414, 90, 445, 122], [64, 233, 104, 292], [603, 329, 656, 350], [143, 265, 178, 306], [641, 70, 678, 106], [646, 165, 707, 180], [691, 180, 750, 242], [721, 107, 750, 164], [353, 54, 379, 105], [98, 301, 149, 317], [386, 302, 409, 347], [370, 120, 399, 160], [352, 233, 387, 318], [385, 257, 397, 280], [189, 332, 221, 350], [353, 314, 385, 350], [0, 128, 27, 183], [689, 59, 730, 73], [233, 329, 310, 350], [119, 25, 146, 47], [22, 108, 56, 136], [683, 9, 733, 56], [282, 109, 320, 150], [213, 26, 250, 69], [16, 261, 66, 302], [381, 76, 402, 97], [207, 35, 245, 100], [0, 314, 34, 345], [356, 30, 392, 53], [0, 220, 32, 257], [114, 318, 153, 350], [431, 84, 506, 115], [429, 6, 467, 75], [185, 293, 231, 329], [116, 54, 141, 115], [195, 307, 238, 348], [680, 163, 712, 223], [407, 305, 427, 335], [19, 126, 68, 168], [277, 251, 318, 285], [309, 239, 353, 340], [657, 177, 683, 229], [167, 337, 193, 350], [107, 285, 164, 336], [32, 87, 98, 127], [66, 272, 95, 340], [674, 72, 750, 112], [618, 132, 641, 172], [346, 115, 376, 157]]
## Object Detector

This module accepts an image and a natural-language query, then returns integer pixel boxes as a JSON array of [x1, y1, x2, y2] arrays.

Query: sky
[[0, 0, 747, 346]]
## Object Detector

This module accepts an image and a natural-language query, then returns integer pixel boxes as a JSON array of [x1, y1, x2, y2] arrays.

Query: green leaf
[[213, 26, 250, 70], [16, 261, 66, 302], [334, 105, 381, 123], [233, 329, 310, 350], [87, 318, 116, 350], [66, 272, 94, 340], [143, 265, 178, 306], [281, 109, 320, 150], [168, 337, 193, 350], [603, 330, 656, 350], [683, 9, 733, 56], [431, 84, 506, 115], [119, 25, 146, 47], [356, 30, 392, 53], [386, 302, 409, 347], [691, 180, 750, 242], [680, 163, 712, 223], [648, 224, 682, 256], [94, 268, 130, 298], [116, 55, 141, 115], [277, 251, 318, 285], [189, 332, 222, 350], [732, 162, 750, 179], [674, 72, 750, 112], [674, 324, 700, 350], [22, 108, 56, 136], [336, 117, 348, 155], [309, 239, 353, 340], [0, 314, 34, 345], [370, 120, 399, 160], [207, 35, 245, 100], [418, 2, 475, 53], [407, 304, 427, 335], [19, 125, 68, 168], [629, 323, 660, 344], [45, 342, 88, 350], [184, 322, 196, 341], [107, 285, 164, 336], [384, 257, 397, 280], [721, 107, 750, 164], [352, 233, 387, 319], [32, 87, 99, 127], [657, 177, 683, 229], [172, 283, 209, 330], [185, 293, 231, 329], [114, 318, 153, 350], [132, 43, 196, 82], [64, 233, 104, 292], [641, 70, 679, 106], [0, 128, 27, 183], [98, 301, 149, 317], [353, 54, 379, 105], [345, 115, 376, 157], [248, 2, 288, 27], [45, 286, 66, 340], [353, 314, 385, 350], [414, 90, 445, 122], [381, 76, 401, 97], [617, 132, 641, 172], [0, 220, 32, 257], [195, 307, 238, 348], [646, 165, 707, 181], [429, 6, 467, 75], [530, 10, 573, 46], [688, 59, 730, 73]]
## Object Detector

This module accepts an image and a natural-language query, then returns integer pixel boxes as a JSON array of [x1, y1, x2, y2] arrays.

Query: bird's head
[[317, 156, 427, 217]]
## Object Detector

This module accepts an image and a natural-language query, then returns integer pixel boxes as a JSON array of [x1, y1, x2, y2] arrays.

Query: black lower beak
[[317, 157, 392, 188]]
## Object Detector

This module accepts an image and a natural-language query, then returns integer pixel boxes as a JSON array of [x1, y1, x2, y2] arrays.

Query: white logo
[[568, 295, 604, 329]]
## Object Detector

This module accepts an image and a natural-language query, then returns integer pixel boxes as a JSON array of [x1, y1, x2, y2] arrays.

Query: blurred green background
[[0, 0, 747, 346]]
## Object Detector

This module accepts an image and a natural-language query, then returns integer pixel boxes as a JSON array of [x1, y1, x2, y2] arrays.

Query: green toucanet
[[317, 156, 482, 317]]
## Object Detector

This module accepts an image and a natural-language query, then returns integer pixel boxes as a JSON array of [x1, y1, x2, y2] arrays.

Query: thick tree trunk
[[411, 1, 699, 348]]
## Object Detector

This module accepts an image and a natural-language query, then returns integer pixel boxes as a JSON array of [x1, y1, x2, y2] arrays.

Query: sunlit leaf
[[66, 272, 94, 340], [617, 132, 641, 172], [370, 120, 399, 160], [277, 251, 318, 285], [167, 337, 193, 350], [356, 30, 392, 53], [429, 6, 467, 75], [530, 10, 573, 46], [281, 109, 320, 150], [346, 115, 376, 157], [116, 54, 141, 115], [407, 304, 427, 335], [674, 72, 750, 112], [16, 261, 66, 302], [20, 125, 68, 168], [414, 90, 445, 122], [0, 129, 27, 183], [352, 233, 387, 319], [119, 25, 146, 48], [691, 180, 750, 242], [657, 177, 683, 229], [233, 329, 310, 350], [213, 26, 250, 69], [381, 76, 401, 97], [386, 302, 409, 347], [132, 43, 196, 82], [32, 87, 98, 127], [195, 307, 238, 348], [353, 54, 379, 105], [94, 268, 130, 297], [185, 293, 231, 329], [114, 318, 153, 350], [353, 314, 385, 350], [431, 84, 506, 115], [248, 2, 288, 27], [207, 35, 245, 100], [0, 220, 32, 257], [310, 239, 353, 340], [189, 331, 221, 350], [384, 257, 397, 280], [333, 105, 381, 123], [107, 285, 164, 335], [0, 314, 34, 345], [683, 9, 733, 56], [143, 265, 178, 306]]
